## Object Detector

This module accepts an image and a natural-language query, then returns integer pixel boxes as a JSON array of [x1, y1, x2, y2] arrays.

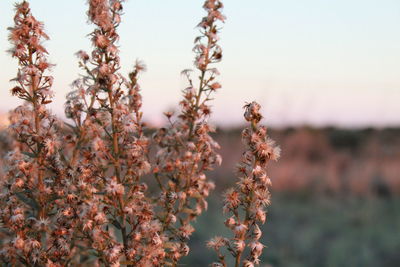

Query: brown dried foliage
[[0, 1, 279, 266]]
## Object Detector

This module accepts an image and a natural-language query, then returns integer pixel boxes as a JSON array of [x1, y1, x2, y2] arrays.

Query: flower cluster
[[0, 1, 71, 265], [152, 1, 225, 265], [0, 1, 279, 267], [64, 0, 162, 266], [208, 102, 280, 267]]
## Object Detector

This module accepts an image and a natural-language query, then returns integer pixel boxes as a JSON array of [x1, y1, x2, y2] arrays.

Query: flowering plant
[[208, 102, 280, 267], [0, 1, 279, 266]]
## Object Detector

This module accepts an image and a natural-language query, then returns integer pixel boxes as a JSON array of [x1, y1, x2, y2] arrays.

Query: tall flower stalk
[[152, 0, 225, 265], [0, 1, 70, 265], [64, 0, 162, 266], [208, 102, 280, 267]]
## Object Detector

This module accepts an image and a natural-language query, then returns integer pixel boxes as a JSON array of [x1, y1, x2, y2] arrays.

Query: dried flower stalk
[[152, 0, 225, 265], [208, 102, 280, 267], [0, 1, 283, 267], [64, 0, 163, 266], [0, 1, 72, 265]]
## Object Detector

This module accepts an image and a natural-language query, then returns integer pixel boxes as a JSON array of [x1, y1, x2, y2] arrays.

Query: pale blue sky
[[1, 0, 399, 127]]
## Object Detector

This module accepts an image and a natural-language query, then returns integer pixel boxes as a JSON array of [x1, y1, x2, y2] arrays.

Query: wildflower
[[252, 224, 262, 240], [179, 224, 195, 239], [36, 217, 50, 230], [224, 216, 235, 228], [249, 241, 264, 257], [224, 189, 240, 209], [207, 236, 227, 250], [252, 165, 264, 177], [234, 224, 248, 237], [210, 82, 222, 90], [10, 213, 24, 224], [255, 209, 266, 224], [105, 179, 124, 196], [13, 236, 25, 250], [244, 101, 262, 123], [152, 233, 163, 246], [75, 50, 89, 62], [94, 34, 110, 49], [105, 244, 122, 263], [94, 212, 107, 224], [208, 102, 279, 266], [99, 63, 110, 75], [0, 0, 245, 266], [27, 239, 41, 250], [150, 1, 225, 265], [180, 244, 190, 256], [1, 2, 71, 263], [13, 178, 24, 188], [44, 138, 57, 156], [83, 220, 93, 231], [233, 239, 246, 253]]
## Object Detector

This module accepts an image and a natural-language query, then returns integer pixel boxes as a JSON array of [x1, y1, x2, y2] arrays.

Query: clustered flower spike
[[152, 0, 225, 265], [0, 1, 71, 265], [208, 102, 280, 267], [64, 0, 164, 266], [8, 1, 53, 104]]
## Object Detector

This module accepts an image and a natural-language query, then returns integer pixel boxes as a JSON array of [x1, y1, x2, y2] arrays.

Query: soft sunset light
[[0, 0, 399, 127]]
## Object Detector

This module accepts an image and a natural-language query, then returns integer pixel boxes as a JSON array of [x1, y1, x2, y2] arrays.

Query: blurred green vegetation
[[182, 194, 400, 267]]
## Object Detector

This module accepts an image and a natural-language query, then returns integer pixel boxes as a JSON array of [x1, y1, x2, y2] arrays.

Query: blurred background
[[1, 0, 400, 266]]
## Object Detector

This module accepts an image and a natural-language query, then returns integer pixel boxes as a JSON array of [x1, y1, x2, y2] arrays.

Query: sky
[[0, 0, 399, 128]]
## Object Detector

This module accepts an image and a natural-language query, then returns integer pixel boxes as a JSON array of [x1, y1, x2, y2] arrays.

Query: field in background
[[183, 127, 400, 266], [186, 194, 400, 267], [0, 126, 399, 266], [214, 127, 400, 196]]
